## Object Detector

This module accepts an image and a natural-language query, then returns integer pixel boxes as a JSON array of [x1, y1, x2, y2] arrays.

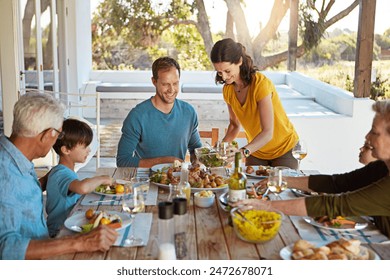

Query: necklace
[[235, 83, 247, 93]]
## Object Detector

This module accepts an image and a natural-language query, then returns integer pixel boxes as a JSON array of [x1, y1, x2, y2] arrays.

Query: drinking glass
[[267, 167, 288, 195], [292, 140, 308, 173], [122, 184, 145, 246]]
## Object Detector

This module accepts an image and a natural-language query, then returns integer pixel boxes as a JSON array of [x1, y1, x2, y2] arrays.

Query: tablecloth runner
[[280, 190, 389, 244], [114, 212, 153, 247]]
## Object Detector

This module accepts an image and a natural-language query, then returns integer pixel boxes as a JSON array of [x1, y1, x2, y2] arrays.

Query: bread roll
[[293, 239, 315, 251], [338, 238, 361, 255]]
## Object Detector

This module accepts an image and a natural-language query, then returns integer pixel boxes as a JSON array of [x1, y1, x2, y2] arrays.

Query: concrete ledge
[[96, 82, 155, 93]]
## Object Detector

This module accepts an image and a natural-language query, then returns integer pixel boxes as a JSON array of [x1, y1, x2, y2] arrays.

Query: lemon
[[115, 184, 125, 194], [100, 217, 111, 225]]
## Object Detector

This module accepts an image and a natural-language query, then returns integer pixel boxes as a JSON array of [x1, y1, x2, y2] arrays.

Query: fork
[[323, 231, 371, 238]]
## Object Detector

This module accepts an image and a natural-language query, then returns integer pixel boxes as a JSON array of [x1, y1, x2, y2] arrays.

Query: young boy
[[46, 118, 113, 237]]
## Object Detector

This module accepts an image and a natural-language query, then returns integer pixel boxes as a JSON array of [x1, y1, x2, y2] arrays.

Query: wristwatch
[[240, 147, 251, 158]]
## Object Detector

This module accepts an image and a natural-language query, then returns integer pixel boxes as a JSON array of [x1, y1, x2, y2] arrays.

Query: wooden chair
[[199, 128, 219, 146], [224, 128, 246, 139], [225, 128, 247, 146]]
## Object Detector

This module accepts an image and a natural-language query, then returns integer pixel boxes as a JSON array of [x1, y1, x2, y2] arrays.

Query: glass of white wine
[[122, 183, 145, 246], [267, 167, 288, 196], [292, 140, 308, 173]]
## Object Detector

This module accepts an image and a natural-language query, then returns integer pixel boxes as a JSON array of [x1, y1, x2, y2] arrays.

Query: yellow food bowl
[[230, 208, 284, 243]]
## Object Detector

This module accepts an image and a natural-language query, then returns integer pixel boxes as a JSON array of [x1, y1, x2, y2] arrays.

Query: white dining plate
[[303, 216, 369, 231], [150, 163, 173, 172], [279, 242, 380, 260], [218, 191, 229, 211], [92, 179, 132, 197], [64, 211, 131, 233], [290, 188, 321, 197], [244, 165, 270, 179], [151, 181, 229, 193]]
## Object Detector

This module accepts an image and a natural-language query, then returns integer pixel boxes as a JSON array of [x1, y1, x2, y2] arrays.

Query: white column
[[0, 0, 21, 136], [64, 0, 92, 94]]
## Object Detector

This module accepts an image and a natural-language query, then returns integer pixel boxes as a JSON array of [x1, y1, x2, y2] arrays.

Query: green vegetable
[[81, 224, 94, 233]]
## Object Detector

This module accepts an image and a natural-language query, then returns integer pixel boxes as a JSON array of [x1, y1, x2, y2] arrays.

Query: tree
[[92, 0, 360, 70]]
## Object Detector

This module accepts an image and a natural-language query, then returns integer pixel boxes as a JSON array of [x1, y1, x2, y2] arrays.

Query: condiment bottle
[[173, 197, 188, 259], [227, 152, 247, 226], [178, 162, 191, 205], [168, 183, 186, 202], [228, 152, 247, 202], [157, 201, 176, 260]]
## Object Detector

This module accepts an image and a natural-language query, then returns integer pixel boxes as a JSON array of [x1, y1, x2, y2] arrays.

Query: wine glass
[[122, 183, 145, 246], [266, 167, 288, 197], [292, 140, 308, 174]]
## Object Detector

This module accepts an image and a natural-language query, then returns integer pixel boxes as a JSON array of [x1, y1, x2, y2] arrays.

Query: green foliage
[[370, 74, 390, 100], [298, 2, 327, 50], [375, 30, 390, 49], [344, 72, 389, 100], [91, 0, 204, 70]]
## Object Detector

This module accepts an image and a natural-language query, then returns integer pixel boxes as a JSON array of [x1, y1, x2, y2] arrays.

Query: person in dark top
[[234, 99, 390, 238]]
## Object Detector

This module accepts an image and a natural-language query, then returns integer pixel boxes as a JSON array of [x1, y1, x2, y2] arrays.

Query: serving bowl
[[194, 147, 229, 168], [194, 190, 215, 208], [230, 207, 284, 243]]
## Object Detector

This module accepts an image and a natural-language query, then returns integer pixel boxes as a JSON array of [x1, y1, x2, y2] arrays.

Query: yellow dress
[[223, 72, 298, 160]]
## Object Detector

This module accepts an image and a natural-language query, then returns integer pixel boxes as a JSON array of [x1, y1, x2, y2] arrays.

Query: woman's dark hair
[[152, 56, 181, 80], [210, 38, 258, 85], [53, 118, 93, 155]]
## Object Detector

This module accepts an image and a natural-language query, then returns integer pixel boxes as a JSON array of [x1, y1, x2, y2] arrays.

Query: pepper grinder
[[157, 201, 176, 260]]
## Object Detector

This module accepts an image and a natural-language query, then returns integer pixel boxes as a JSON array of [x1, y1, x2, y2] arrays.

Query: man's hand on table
[[76, 225, 119, 252]]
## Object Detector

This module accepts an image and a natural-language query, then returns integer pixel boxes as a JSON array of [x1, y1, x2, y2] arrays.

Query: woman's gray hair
[[372, 99, 390, 134], [12, 93, 65, 137]]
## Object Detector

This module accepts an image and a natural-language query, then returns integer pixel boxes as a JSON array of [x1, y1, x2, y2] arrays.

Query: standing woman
[[210, 38, 299, 168]]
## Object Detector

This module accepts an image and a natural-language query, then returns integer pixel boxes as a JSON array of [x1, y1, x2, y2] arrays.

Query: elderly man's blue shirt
[[0, 135, 48, 259]]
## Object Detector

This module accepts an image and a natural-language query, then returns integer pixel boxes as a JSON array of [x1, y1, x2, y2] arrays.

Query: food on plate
[[173, 160, 182, 168], [246, 185, 270, 200], [195, 147, 226, 167], [81, 210, 122, 233], [85, 208, 95, 219], [291, 238, 369, 260], [245, 166, 254, 174], [314, 216, 357, 228], [95, 182, 128, 195], [197, 190, 214, 198], [150, 164, 227, 189], [245, 165, 272, 176], [255, 166, 271, 176], [232, 209, 283, 243]]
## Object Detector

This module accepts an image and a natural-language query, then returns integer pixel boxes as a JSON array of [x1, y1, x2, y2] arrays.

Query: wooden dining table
[[49, 167, 390, 260]]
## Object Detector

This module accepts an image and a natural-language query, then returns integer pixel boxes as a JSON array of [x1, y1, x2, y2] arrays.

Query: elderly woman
[[234, 100, 390, 238]]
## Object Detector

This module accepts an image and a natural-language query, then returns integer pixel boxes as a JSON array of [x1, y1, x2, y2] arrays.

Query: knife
[[88, 199, 121, 204]]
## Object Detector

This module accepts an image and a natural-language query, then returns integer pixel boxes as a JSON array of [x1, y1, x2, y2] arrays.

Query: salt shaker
[[173, 197, 188, 259], [157, 201, 176, 260]]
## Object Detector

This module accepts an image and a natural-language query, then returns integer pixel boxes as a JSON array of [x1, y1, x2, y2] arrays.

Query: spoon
[[235, 208, 257, 227]]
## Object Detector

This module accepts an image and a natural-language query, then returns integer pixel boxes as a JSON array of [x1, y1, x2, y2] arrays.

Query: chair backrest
[[199, 128, 219, 146]]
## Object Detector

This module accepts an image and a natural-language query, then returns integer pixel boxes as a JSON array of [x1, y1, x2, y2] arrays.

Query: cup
[[131, 177, 150, 196]]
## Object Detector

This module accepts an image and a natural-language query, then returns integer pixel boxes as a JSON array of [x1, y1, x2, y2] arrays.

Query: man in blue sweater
[[116, 57, 202, 167]]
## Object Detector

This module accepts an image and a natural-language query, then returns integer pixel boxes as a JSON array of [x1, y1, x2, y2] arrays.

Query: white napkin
[[114, 212, 153, 247]]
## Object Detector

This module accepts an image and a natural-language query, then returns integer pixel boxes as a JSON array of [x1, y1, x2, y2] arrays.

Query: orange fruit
[[115, 184, 125, 194], [85, 208, 95, 220], [100, 217, 111, 225]]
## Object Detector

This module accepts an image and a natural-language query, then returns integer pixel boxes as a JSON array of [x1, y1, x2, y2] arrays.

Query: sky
[[91, 0, 390, 35]]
